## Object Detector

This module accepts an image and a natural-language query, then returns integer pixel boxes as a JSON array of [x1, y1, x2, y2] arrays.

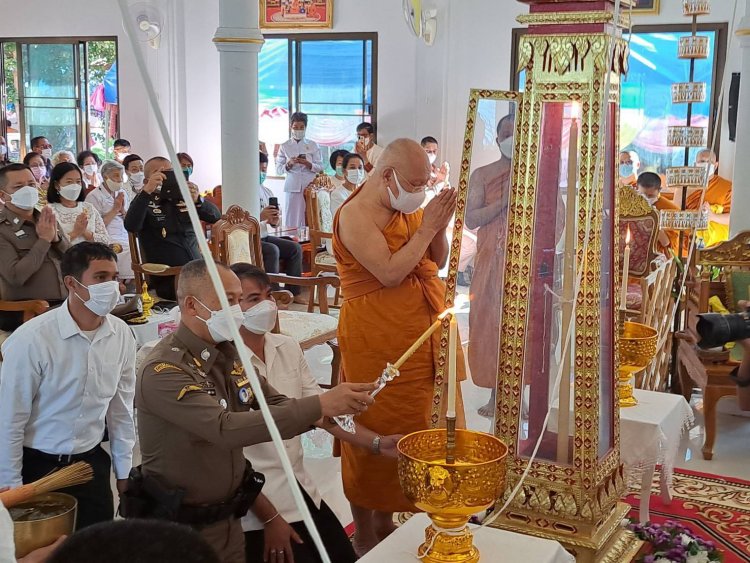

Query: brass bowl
[[620, 321, 658, 375], [398, 429, 508, 562], [12, 492, 76, 558]]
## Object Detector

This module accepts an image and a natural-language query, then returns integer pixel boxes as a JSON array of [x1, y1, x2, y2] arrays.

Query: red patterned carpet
[[625, 468, 750, 563]]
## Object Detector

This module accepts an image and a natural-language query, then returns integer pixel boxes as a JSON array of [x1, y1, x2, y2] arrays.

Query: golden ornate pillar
[[490, 1, 641, 561]]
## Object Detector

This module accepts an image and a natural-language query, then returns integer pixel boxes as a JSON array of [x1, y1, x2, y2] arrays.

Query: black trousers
[[244, 487, 356, 563], [262, 236, 303, 296], [22, 445, 114, 530]]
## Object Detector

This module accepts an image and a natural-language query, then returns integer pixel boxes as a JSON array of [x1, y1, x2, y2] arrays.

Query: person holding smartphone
[[124, 156, 220, 300], [259, 152, 305, 303], [275, 112, 323, 229]]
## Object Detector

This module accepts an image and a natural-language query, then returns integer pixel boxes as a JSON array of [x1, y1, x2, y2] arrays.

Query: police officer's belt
[[120, 462, 265, 528]]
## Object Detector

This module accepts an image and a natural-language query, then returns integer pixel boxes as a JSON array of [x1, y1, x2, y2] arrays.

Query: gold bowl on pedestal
[[397, 429, 508, 563], [619, 321, 658, 407]]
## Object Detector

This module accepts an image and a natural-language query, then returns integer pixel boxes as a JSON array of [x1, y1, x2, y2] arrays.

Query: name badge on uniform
[[15, 229, 27, 239], [152, 208, 162, 215], [234, 376, 249, 387]]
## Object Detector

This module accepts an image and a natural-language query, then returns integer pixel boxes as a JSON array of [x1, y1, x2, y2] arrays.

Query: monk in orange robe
[[619, 150, 640, 188], [333, 139, 459, 556], [636, 172, 679, 255], [686, 149, 732, 247]]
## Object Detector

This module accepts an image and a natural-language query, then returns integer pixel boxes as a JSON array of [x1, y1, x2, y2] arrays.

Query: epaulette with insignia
[[153, 362, 183, 373]]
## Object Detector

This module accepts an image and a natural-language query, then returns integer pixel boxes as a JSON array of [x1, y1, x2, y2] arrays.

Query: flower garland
[[627, 520, 723, 563]]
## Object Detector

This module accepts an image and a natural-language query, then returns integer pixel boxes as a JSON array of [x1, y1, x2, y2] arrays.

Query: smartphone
[[268, 197, 279, 209], [160, 170, 183, 202], [297, 154, 307, 161]]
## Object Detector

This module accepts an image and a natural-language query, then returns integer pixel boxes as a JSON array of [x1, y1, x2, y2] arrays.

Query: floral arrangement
[[627, 520, 723, 563]]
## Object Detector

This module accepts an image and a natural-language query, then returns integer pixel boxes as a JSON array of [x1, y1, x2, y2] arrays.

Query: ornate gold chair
[[210, 205, 341, 387], [676, 231, 750, 459]]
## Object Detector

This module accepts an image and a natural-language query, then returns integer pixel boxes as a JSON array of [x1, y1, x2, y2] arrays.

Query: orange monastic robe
[[686, 175, 732, 247], [333, 192, 464, 512], [653, 195, 679, 255]]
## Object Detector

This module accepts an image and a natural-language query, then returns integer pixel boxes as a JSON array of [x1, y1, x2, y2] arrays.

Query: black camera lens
[[696, 311, 750, 349]]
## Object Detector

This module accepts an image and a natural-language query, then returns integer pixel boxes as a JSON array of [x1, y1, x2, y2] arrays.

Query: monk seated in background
[[333, 138, 462, 556], [686, 149, 732, 248], [637, 172, 679, 256], [619, 150, 640, 188]]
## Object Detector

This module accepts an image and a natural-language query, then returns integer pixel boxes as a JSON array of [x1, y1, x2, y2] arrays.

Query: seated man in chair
[[258, 152, 306, 304], [230, 263, 399, 563], [0, 163, 69, 332], [124, 157, 221, 300]]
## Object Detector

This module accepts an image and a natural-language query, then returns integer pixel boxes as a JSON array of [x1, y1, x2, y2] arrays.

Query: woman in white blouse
[[330, 152, 365, 216], [47, 162, 111, 246], [76, 150, 103, 191], [86, 160, 133, 280]]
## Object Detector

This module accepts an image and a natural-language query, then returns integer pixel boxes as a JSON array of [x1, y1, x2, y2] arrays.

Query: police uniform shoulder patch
[[153, 362, 183, 373]]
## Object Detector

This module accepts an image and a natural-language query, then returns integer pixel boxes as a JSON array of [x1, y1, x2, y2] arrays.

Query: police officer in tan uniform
[[130, 260, 375, 562]]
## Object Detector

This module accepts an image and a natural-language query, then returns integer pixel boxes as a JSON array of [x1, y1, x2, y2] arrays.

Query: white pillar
[[730, 4, 750, 237], [213, 0, 264, 217]]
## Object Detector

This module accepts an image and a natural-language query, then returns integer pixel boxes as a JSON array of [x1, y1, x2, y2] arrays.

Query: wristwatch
[[371, 435, 382, 455]]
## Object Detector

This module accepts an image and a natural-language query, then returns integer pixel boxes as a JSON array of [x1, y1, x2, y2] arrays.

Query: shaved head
[[375, 138, 432, 190], [144, 156, 171, 180], [696, 149, 718, 164]]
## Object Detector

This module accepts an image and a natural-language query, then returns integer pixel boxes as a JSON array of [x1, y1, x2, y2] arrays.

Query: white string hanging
[[114, 2, 332, 561]]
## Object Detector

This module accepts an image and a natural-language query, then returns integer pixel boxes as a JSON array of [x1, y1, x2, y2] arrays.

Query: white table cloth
[[359, 514, 574, 563], [620, 388, 694, 523], [128, 311, 175, 347]]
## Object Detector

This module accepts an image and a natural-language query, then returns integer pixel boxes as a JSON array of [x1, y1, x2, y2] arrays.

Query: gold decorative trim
[[666, 166, 709, 187], [212, 37, 265, 44], [683, 0, 711, 16], [516, 34, 630, 77], [697, 231, 750, 267], [678, 35, 710, 59], [667, 126, 707, 147], [671, 82, 707, 104], [516, 11, 631, 29]]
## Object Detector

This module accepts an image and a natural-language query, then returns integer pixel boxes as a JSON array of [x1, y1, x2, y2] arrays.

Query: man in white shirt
[[275, 112, 323, 229], [355, 122, 384, 177], [0, 242, 136, 530], [259, 152, 305, 303], [230, 263, 401, 562]]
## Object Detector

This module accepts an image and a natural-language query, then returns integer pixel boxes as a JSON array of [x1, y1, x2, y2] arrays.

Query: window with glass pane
[[259, 34, 376, 175]]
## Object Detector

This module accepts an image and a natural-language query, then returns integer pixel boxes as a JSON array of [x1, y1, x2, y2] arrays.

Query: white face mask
[[195, 298, 244, 343], [41, 148, 52, 159], [74, 279, 121, 317], [106, 179, 123, 192], [60, 183, 83, 201], [84, 164, 98, 176], [697, 161, 716, 177], [242, 300, 278, 335], [427, 153, 437, 165], [10, 186, 40, 210], [129, 172, 145, 188], [499, 136, 514, 159], [388, 170, 426, 215], [292, 129, 305, 141], [346, 169, 366, 186]]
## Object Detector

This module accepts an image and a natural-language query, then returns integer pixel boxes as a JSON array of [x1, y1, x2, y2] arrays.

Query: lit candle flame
[[625, 226, 632, 245]]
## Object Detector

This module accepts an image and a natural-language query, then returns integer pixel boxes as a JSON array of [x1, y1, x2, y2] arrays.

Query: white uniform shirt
[[275, 138, 323, 193], [85, 185, 131, 245], [259, 183, 275, 239], [0, 301, 137, 487], [365, 143, 384, 176], [241, 333, 323, 531], [0, 502, 13, 563]]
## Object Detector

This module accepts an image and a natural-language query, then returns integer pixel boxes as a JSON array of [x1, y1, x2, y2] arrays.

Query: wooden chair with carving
[[676, 231, 750, 459], [128, 232, 182, 297], [210, 205, 341, 387], [619, 185, 679, 392], [304, 175, 340, 308]]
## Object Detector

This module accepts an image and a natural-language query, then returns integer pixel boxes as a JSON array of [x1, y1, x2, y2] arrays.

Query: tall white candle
[[447, 314, 458, 418], [619, 227, 632, 310]]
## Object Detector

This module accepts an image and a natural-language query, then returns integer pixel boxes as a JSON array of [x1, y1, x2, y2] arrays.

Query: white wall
[[2, 0, 744, 188]]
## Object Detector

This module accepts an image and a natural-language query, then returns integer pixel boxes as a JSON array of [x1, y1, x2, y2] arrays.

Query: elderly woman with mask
[[86, 160, 133, 281]]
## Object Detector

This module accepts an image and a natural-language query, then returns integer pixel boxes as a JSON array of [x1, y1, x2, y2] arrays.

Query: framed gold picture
[[632, 0, 660, 14], [260, 0, 333, 29]]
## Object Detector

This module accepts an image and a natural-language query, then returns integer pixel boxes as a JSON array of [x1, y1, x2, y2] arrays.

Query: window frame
[[0, 35, 120, 158]]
